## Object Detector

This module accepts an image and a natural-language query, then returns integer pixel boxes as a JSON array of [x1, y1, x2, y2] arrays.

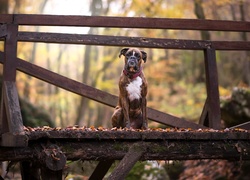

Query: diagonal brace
[[108, 142, 144, 180]]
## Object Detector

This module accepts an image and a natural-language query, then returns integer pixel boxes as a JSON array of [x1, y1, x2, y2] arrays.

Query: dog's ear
[[119, 48, 129, 58], [141, 50, 147, 63]]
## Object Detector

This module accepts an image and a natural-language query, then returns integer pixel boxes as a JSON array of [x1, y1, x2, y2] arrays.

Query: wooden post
[[200, 47, 221, 129], [20, 161, 40, 180], [0, 23, 26, 146]]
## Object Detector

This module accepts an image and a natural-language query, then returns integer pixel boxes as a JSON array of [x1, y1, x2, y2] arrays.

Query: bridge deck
[[1, 127, 250, 162]]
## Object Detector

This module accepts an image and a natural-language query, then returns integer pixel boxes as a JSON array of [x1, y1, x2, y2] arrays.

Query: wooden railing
[[0, 14, 250, 180], [1, 15, 250, 143]]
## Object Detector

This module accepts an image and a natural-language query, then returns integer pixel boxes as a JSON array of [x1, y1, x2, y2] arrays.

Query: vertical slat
[[203, 47, 221, 129], [3, 23, 18, 81], [20, 161, 40, 180], [89, 160, 114, 180]]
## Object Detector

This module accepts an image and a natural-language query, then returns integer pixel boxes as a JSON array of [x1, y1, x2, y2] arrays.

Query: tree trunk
[[0, 0, 8, 13], [239, 0, 250, 86], [76, 0, 104, 126]]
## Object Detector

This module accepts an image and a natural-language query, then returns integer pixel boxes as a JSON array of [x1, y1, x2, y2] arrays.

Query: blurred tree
[[0, 0, 8, 13], [76, 0, 104, 126]]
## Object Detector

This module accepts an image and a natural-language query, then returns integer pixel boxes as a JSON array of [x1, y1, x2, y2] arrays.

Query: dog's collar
[[123, 67, 142, 79]]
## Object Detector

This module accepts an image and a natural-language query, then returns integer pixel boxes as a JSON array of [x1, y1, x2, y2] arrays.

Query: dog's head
[[119, 48, 147, 73]]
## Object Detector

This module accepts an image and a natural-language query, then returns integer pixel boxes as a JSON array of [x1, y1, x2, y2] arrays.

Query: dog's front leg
[[121, 97, 130, 128], [141, 97, 147, 129]]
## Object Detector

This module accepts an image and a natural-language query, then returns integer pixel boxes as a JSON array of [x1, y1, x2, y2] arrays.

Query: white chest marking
[[126, 77, 142, 101]]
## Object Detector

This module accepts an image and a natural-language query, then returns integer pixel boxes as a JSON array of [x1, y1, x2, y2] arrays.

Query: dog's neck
[[123, 67, 142, 80]]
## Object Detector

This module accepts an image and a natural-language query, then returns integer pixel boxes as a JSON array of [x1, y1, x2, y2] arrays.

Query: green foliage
[[19, 98, 54, 127], [221, 87, 250, 127], [125, 161, 168, 180]]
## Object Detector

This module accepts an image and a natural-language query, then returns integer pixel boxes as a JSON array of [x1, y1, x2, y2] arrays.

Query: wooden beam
[[17, 32, 250, 50], [1, 129, 250, 161], [0, 14, 13, 23], [8, 14, 250, 32], [3, 24, 18, 81], [203, 48, 221, 129], [108, 143, 144, 180], [89, 160, 114, 180]]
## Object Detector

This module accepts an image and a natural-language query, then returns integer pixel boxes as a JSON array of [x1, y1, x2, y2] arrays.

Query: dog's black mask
[[119, 48, 147, 73]]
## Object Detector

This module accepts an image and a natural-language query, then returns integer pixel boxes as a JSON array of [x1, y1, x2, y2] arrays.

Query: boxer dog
[[111, 48, 148, 129]]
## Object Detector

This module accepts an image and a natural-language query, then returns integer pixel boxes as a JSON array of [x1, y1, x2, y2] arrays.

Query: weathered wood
[[108, 143, 144, 180], [0, 24, 20, 137], [3, 81, 24, 134], [89, 160, 114, 180], [203, 48, 221, 129], [17, 32, 250, 50], [0, 51, 203, 129], [0, 24, 7, 38], [24, 128, 250, 141], [0, 129, 250, 161], [1, 82, 26, 146], [0, 132, 28, 147], [40, 144, 66, 171], [0, 14, 13, 23], [3, 24, 18, 81], [18, 32, 210, 49], [8, 14, 250, 32]]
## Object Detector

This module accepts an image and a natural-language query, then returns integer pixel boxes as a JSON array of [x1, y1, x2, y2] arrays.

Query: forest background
[[0, 0, 249, 129]]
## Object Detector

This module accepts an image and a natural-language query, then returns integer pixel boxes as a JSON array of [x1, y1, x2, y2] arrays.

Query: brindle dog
[[111, 48, 148, 129]]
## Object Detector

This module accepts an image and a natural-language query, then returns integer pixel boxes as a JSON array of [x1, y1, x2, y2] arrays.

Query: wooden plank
[[18, 32, 250, 50], [18, 32, 210, 50], [3, 81, 24, 134], [213, 41, 250, 50], [1, 136, 250, 161], [204, 48, 221, 129], [0, 51, 203, 129], [10, 14, 250, 32], [89, 160, 114, 180], [25, 129, 250, 141], [147, 108, 204, 129], [108, 143, 144, 180]]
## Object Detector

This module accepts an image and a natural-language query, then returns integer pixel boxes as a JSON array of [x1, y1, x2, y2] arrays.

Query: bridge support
[[0, 24, 26, 147], [199, 47, 221, 129]]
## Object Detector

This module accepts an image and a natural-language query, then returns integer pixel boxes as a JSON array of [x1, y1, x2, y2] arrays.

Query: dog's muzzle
[[126, 57, 139, 72]]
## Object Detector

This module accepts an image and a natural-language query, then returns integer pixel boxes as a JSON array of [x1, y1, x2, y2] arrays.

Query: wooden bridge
[[0, 14, 250, 179]]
